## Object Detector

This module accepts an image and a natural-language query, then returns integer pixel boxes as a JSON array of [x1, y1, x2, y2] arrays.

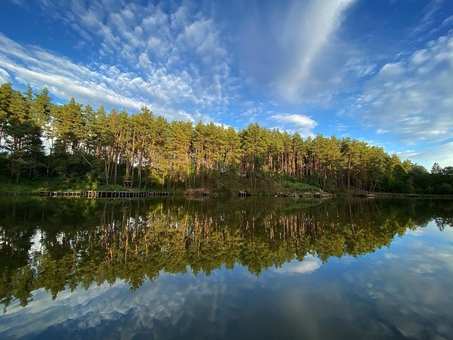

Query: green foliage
[[1, 83, 451, 195], [438, 183, 453, 194], [282, 179, 320, 192]]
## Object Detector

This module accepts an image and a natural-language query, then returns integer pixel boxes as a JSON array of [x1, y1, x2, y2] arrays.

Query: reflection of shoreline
[[0, 198, 452, 310]]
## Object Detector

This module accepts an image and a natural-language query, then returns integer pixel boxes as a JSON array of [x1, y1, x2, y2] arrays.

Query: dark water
[[0, 197, 452, 340]]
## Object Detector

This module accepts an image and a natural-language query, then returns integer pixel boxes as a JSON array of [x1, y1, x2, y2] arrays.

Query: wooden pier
[[39, 191, 83, 197], [39, 191, 169, 199]]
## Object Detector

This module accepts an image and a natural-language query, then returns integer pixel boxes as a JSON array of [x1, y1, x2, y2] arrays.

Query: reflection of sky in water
[[1, 221, 452, 340]]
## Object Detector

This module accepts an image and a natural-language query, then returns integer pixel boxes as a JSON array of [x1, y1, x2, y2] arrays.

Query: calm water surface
[[0, 197, 452, 339]]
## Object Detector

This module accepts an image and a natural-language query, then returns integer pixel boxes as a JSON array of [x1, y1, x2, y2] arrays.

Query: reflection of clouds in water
[[0, 274, 199, 338], [0, 256, 322, 339], [407, 220, 453, 240], [341, 225, 453, 339], [405, 228, 425, 236], [1, 223, 453, 339], [260, 223, 453, 339], [0, 270, 258, 339], [409, 261, 440, 274], [270, 255, 322, 274]]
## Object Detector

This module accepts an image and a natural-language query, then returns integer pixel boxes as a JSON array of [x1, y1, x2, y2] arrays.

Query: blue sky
[[1, 0, 452, 169]]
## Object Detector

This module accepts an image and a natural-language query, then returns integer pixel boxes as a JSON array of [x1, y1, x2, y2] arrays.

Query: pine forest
[[1, 82, 452, 195]]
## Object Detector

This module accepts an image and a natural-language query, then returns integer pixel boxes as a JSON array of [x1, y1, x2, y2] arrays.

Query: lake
[[0, 197, 452, 339]]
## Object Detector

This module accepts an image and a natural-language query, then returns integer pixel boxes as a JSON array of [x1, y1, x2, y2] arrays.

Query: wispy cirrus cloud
[[278, 0, 357, 102], [396, 142, 453, 168], [40, 0, 232, 86], [231, 0, 357, 104], [7, 0, 27, 8], [0, 67, 9, 83], [2, 0, 358, 130], [0, 33, 203, 121], [2, 0, 235, 116], [412, 0, 445, 34], [353, 31, 453, 145]]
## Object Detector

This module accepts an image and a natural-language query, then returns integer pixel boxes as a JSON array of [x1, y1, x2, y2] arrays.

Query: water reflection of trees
[[1, 197, 452, 311]]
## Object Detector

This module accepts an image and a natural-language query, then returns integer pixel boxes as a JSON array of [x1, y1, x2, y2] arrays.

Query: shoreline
[[2, 189, 453, 200]]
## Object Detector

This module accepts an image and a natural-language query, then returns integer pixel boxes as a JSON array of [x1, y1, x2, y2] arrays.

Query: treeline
[[1, 82, 452, 194], [3, 197, 448, 309]]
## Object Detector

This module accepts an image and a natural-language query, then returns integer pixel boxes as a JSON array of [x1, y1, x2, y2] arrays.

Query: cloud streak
[[0, 32, 218, 122], [354, 32, 453, 146], [280, 0, 357, 102], [232, 0, 357, 103]]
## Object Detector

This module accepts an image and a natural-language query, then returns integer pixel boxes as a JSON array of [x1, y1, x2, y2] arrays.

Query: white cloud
[[422, 0, 444, 23], [270, 113, 318, 136], [399, 142, 453, 169], [279, 0, 356, 102], [0, 68, 9, 83], [170, 6, 190, 30], [0, 32, 223, 122], [395, 149, 419, 160], [355, 32, 453, 145], [7, 0, 28, 8], [342, 57, 377, 78], [378, 62, 405, 76], [441, 15, 453, 28], [0, 43, 143, 108], [15, 0, 234, 114], [412, 0, 445, 33], [234, 0, 357, 104]]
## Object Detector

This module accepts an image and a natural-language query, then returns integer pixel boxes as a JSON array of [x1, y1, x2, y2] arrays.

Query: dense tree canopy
[[1, 82, 452, 194]]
